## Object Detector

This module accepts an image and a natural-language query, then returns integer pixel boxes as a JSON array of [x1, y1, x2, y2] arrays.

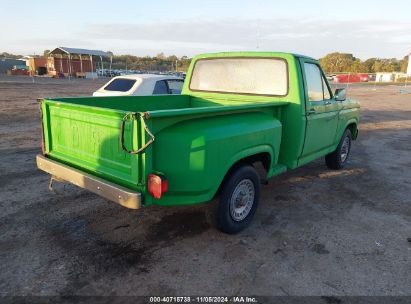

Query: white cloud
[[5, 18, 410, 58], [79, 18, 411, 58]]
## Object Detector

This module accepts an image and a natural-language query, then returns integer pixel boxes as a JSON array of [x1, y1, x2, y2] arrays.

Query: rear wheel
[[217, 165, 260, 234], [325, 129, 352, 170]]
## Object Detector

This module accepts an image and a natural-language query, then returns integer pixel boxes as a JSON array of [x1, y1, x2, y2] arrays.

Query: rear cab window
[[103, 78, 136, 92], [167, 79, 184, 94], [189, 57, 288, 96]]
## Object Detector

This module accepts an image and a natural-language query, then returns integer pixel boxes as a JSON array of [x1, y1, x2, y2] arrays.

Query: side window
[[153, 80, 168, 95], [304, 63, 323, 101], [322, 77, 331, 100], [166, 80, 183, 94]]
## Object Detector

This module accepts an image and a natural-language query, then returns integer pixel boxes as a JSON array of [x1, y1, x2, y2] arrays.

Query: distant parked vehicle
[[326, 74, 335, 82], [93, 74, 184, 96], [358, 73, 369, 82], [334, 73, 369, 83]]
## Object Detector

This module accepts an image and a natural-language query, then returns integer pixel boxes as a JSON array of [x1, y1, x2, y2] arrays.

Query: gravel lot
[[0, 76, 410, 296]]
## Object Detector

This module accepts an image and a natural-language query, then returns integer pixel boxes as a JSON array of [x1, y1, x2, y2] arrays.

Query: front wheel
[[217, 165, 260, 234], [325, 129, 352, 170]]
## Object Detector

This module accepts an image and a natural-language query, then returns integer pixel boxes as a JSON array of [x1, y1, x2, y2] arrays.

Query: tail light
[[147, 174, 168, 199]]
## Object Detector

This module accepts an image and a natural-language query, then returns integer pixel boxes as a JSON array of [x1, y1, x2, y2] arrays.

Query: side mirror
[[335, 88, 346, 101]]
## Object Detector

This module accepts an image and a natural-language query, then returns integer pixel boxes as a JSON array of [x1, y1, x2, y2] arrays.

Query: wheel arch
[[346, 121, 358, 140], [213, 146, 274, 198]]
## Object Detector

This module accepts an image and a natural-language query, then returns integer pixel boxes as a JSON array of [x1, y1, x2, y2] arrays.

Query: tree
[[179, 56, 192, 71], [400, 55, 409, 73], [0, 52, 22, 59], [371, 58, 400, 72], [319, 53, 356, 73], [167, 55, 178, 61], [350, 59, 367, 73], [156, 52, 165, 60], [363, 58, 378, 73], [43, 50, 50, 57], [320, 54, 404, 73]]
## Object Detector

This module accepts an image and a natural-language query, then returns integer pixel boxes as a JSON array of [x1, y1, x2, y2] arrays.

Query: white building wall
[[375, 72, 407, 82]]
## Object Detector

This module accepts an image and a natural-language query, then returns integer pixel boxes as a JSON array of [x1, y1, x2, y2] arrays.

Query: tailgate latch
[[120, 112, 155, 155]]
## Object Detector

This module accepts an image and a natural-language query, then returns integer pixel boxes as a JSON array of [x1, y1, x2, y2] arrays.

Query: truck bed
[[40, 94, 288, 195]]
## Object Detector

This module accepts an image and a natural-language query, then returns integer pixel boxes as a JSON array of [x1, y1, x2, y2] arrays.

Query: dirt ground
[[0, 75, 410, 296]]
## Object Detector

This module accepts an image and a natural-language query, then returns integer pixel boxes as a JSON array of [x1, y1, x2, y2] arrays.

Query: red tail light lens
[[148, 174, 168, 199]]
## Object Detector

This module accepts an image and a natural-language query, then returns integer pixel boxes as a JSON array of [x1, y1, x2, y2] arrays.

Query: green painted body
[[40, 52, 359, 206]]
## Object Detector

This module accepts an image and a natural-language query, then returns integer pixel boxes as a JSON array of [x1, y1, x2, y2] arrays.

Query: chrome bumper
[[36, 155, 142, 209]]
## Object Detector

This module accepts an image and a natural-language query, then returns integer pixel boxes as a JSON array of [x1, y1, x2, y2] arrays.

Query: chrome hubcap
[[340, 136, 350, 163], [229, 179, 255, 221]]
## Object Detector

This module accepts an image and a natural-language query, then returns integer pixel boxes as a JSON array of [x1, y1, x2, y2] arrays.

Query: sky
[[1, 0, 410, 59]]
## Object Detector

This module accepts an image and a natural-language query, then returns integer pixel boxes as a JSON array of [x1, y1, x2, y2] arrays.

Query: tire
[[325, 129, 352, 170], [217, 165, 260, 234]]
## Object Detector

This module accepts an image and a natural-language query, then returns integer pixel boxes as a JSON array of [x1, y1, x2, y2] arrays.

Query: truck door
[[300, 60, 339, 159]]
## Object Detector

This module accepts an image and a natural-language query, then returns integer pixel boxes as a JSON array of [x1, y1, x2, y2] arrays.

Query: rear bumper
[[36, 155, 142, 209]]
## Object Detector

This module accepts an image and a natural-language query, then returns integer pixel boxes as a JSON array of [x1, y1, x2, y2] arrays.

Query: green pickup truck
[[37, 52, 359, 233]]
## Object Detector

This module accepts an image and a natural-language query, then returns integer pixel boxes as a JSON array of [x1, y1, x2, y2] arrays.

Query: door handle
[[307, 109, 316, 115], [324, 100, 331, 105]]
